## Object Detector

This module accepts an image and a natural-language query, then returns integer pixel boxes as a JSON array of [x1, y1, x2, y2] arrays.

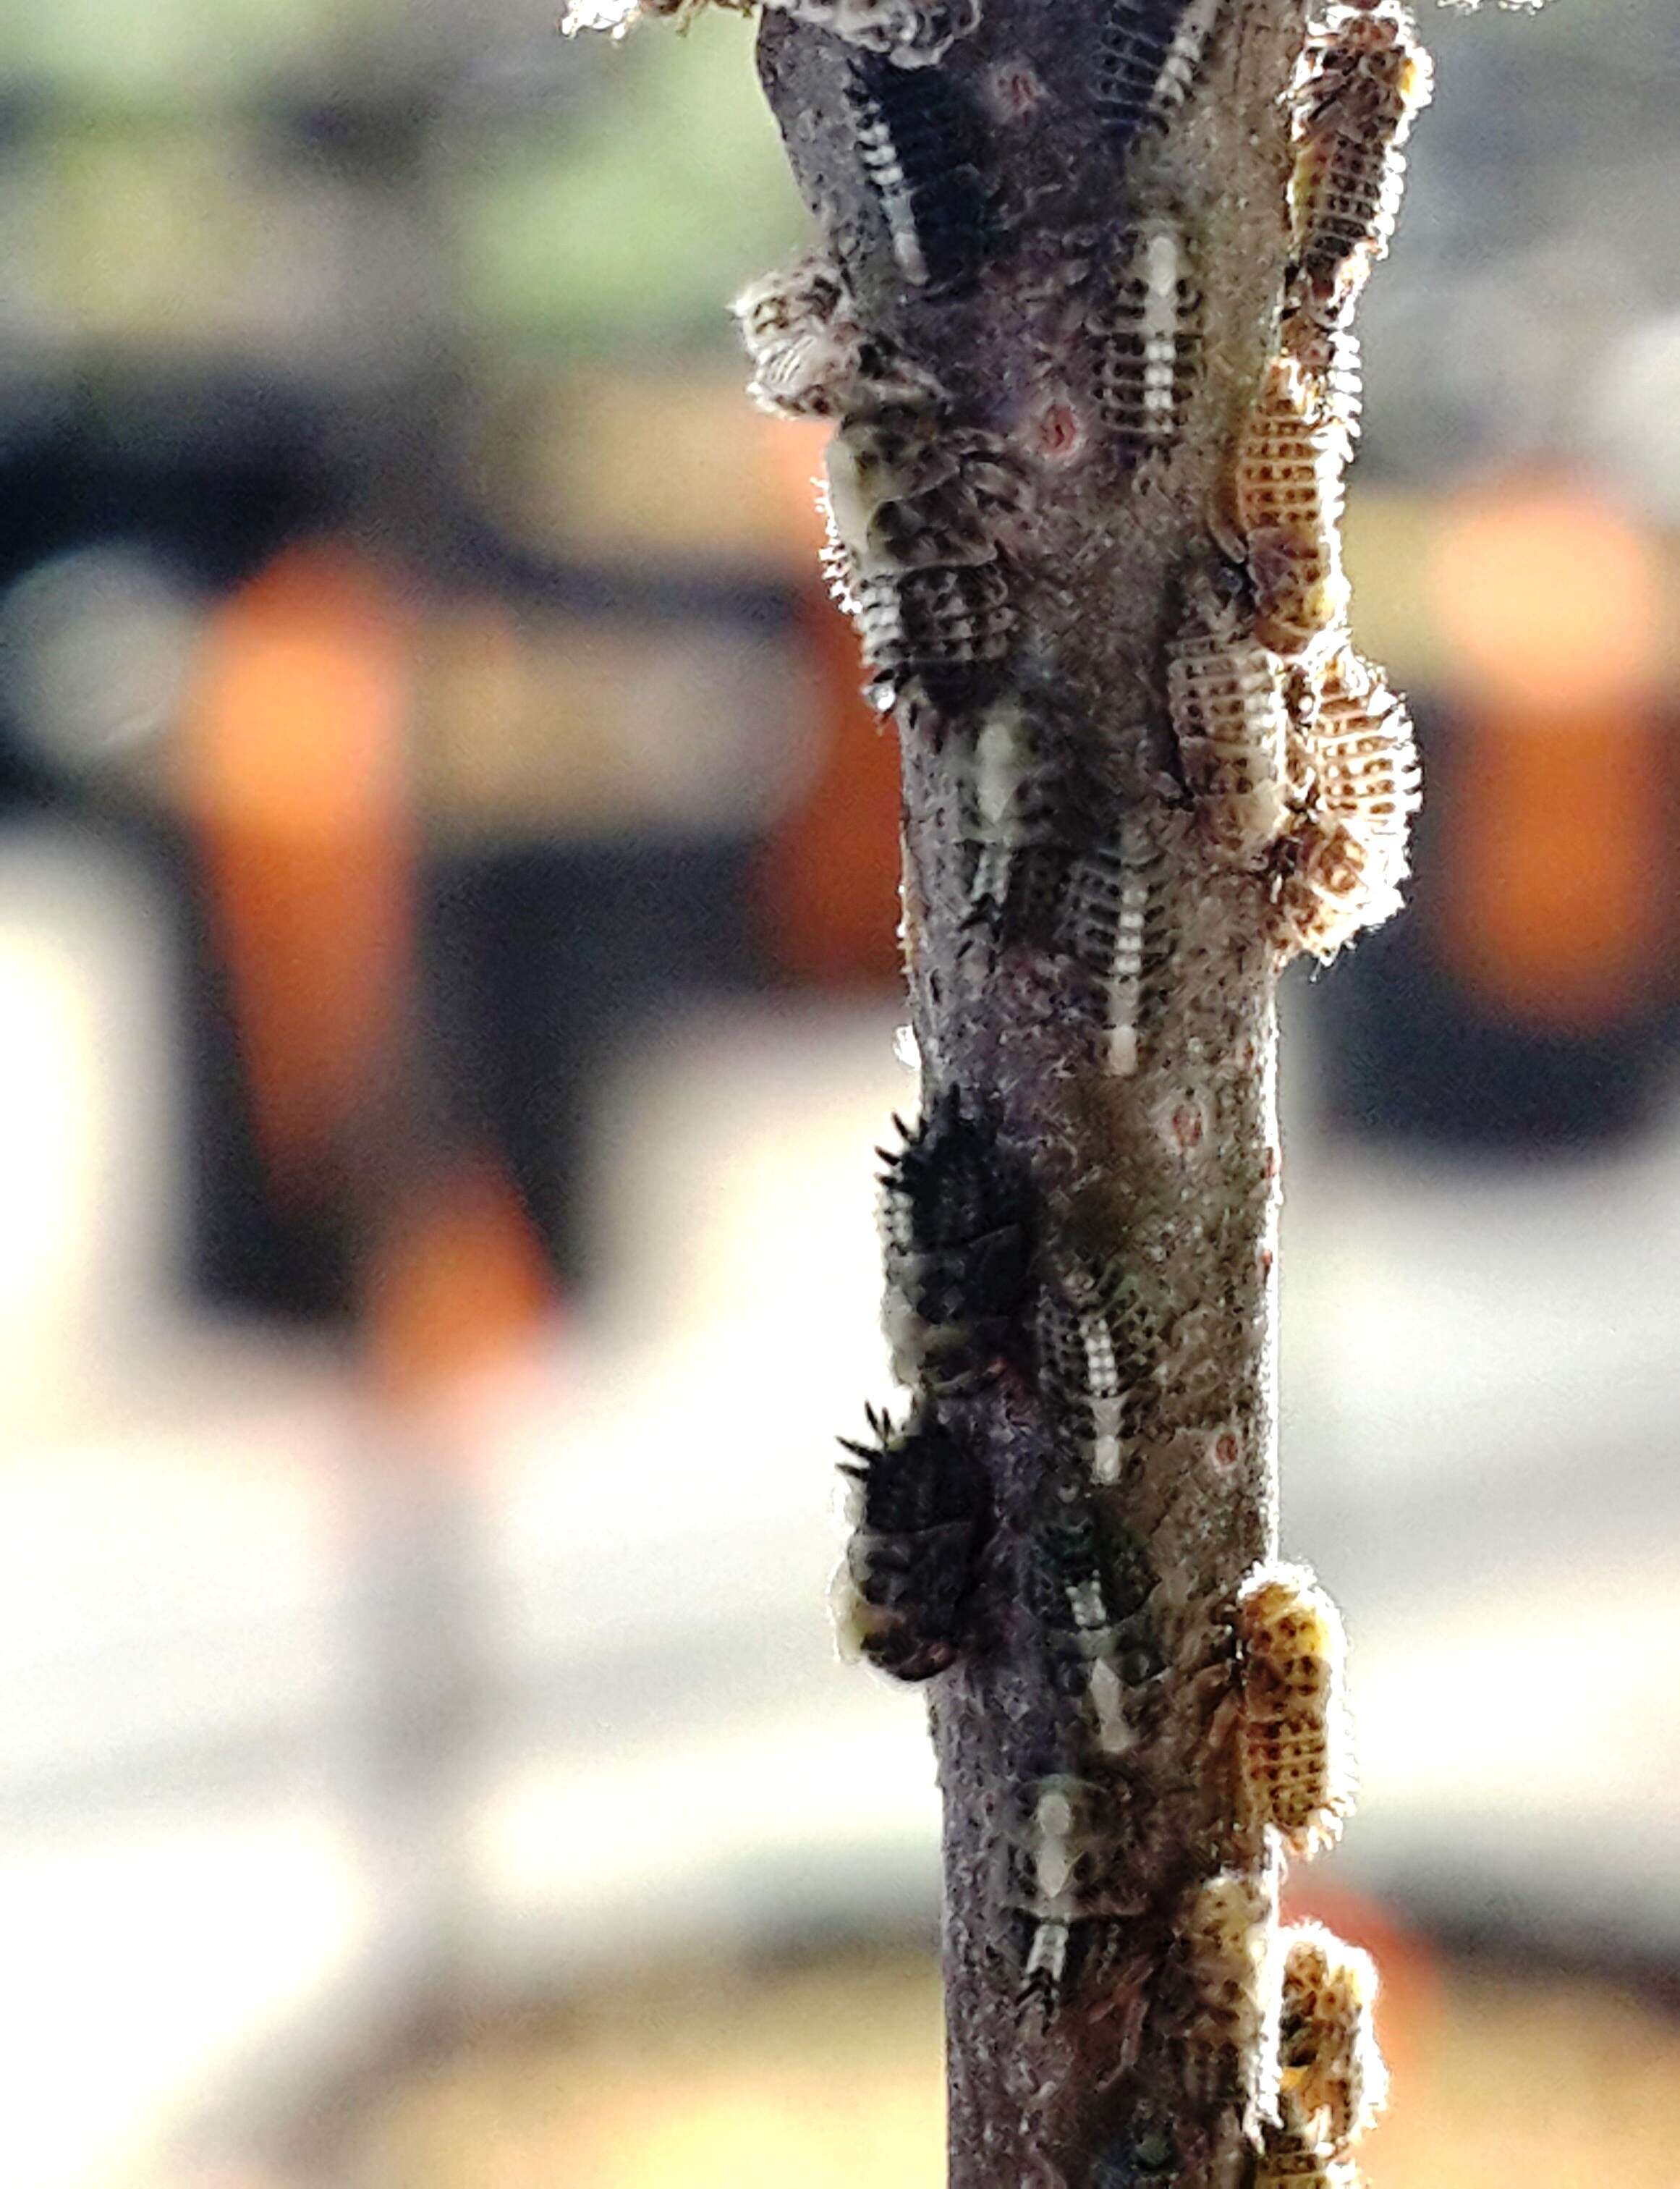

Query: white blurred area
[[3, 819, 1680, 2188]]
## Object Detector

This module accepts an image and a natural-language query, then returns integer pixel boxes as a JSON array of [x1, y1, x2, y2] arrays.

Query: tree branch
[[567, 0, 1464, 2180]]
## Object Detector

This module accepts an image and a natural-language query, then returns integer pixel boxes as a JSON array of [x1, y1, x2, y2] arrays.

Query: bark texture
[[577, 0, 1433, 2180]]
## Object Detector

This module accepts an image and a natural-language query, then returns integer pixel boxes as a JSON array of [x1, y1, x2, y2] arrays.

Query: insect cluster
[[1160, 0, 1427, 961]]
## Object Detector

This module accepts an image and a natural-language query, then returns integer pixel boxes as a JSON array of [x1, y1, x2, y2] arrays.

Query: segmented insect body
[[846, 59, 990, 291], [732, 250, 860, 421], [1168, 585, 1290, 863], [1096, 220, 1202, 465], [964, 699, 1035, 912], [824, 417, 1022, 705], [1097, 0, 1223, 151], [878, 1089, 1030, 1391], [1268, 810, 1373, 965], [1234, 354, 1352, 657], [1279, 1923, 1388, 2154], [763, 0, 979, 66], [1255, 2099, 1361, 2189], [1015, 1775, 1126, 2002], [1236, 1562, 1354, 1856], [1035, 1271, 1131, 1485], [1292, 5, 1435, 315], [1186, 1865, 1284, 2138], [1058, 816, 1160, 1077], [833, 1406, 986, 1680], [1286, 316, 1364, 442], [1309, 644, 1420, 876], [1031, 1507, 1161, 1753]]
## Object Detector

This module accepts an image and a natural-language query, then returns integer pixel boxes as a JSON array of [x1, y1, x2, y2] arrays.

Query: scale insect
[[1233, 352, 1352, 659], [1168, 579, 1291, 863], [845, 56, 991, 292], [1096, 0, 1223, 153], [1095, 219, 1202, 467], [1278, 1922, 1389, 2155], [832, 1404, 987, 1680], [1236, 1562, 1355, 1856], [878, 1088, 1031, 1392]]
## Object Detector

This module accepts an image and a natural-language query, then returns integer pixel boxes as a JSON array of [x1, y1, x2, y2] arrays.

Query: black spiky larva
[[1233, 353, 1352, 659], [763, 0, 980, 67], [1291, 4, 1435, 316], [1168, 583, 1291, 865], [831, 1404, 987, 1680], [1254, 2099, 1361, 2189], [1278, 1922, 1389, 2156], [732, 250, 860, 421], [1030, 1504, 1163, 1754], [1035, 1270, 1129, 1486], [1095, 218, 1202, 467], [1184, 1863, 1284, 2141], [844, 57, 991, 293], [1236, 1562, 1354, 1857], [877, 1088, 1030, 1392], [1057, 814, 1158, 1078], [1095, 0, 1223, 152]]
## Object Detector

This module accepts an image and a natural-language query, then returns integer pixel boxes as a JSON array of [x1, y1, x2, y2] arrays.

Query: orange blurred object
[[180, 542, 417, 1184], [1430, 476, 1670, 1032]]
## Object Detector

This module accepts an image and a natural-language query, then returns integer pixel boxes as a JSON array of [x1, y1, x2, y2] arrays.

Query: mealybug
[[878, 1088, 1031, 1392], [832, 1404, 987, 1680], [845, 58, 991, 292], [1279, 1922, 1389, 2155], [732, 250, 859, 421], [1168, 581, 1291, 863], [1291, 4, 1434, 316], [1096, 0, 1223, 152], [1185, 1864, 1284, 2138], [1236, 1562, 1354, 1856], [1095, 219, 1202, 467], [1057, 816, 1161, 1077], [1232, 354, 1352, 658]]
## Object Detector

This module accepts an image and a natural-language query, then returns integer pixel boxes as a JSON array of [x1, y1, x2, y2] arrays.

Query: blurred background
[[1, 2, 1679, 2184]]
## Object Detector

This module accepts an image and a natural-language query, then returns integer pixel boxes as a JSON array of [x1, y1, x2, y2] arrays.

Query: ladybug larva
[[1168, 581, 1291, 864], [732, 249, 861, 421], [1034, 1269, 1131, 1486], [1056, 816, 1163, 1079], [832, 1405, 987, 1680], [1255, 2093, 1362, 2188], [845, 56, 992, 292], [1185, 1863, 1284, 2138], [1291, 2, 1434, 317], [878, 1088, 1031, 1392], [1095, 218, 1202, 467], [1029, 1503, 1162, 1754], [1279, 1921, 1389, 2155], [1096, 0, 1223, 154], [1236, 1562, 1355, 1855], [1012, 1773, 1130, 2007], [1232, 353, 1352, 659]]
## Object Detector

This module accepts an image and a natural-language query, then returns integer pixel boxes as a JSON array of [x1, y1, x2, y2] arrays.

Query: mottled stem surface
[[755, 6, 1307, 2184]]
